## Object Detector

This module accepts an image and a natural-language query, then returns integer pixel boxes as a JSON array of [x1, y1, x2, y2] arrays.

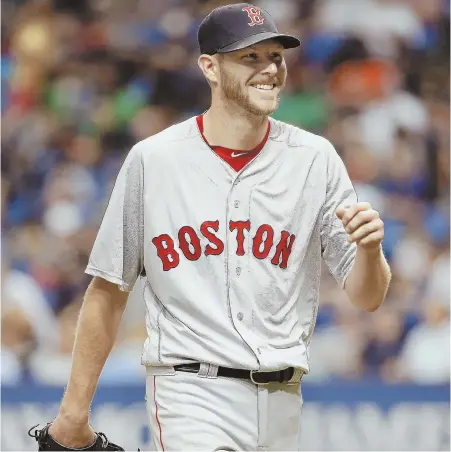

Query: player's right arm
[[48, 277, 128, 447], [47, 143, 145, 447]]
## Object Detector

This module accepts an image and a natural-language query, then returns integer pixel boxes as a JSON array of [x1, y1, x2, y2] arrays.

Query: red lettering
[[253, 224, 274, 259], [200, 220, 224, 256], [229, 220, 251, 256], [271, 231, 296, 269], [152, 234, 180, 271], [178, 226, 202, 261], [242, 6, 265, 26], [152, 221, 295, 271]]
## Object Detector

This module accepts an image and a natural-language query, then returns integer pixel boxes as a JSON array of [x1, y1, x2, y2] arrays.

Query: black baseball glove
[[28, 424, 126, 451]]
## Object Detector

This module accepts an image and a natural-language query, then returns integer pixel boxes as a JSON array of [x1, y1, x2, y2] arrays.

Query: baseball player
[[33, 3, 392, 451]]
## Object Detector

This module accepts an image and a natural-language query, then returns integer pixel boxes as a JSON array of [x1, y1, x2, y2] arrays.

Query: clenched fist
[[336, 202, 384, 250]]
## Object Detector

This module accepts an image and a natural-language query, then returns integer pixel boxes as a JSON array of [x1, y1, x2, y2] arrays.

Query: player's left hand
[[336, 202, 384, 251]]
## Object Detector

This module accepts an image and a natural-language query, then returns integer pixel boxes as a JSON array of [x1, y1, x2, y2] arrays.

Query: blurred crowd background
[[1, 0, 449, 387]]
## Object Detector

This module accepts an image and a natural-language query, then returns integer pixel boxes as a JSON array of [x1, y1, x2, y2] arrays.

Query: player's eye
[[271, 52, 282, 60], [243, 52, 259, 60]]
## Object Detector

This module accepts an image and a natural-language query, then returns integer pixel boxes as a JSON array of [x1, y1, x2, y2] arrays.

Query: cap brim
[[217, 32, 300, 53]]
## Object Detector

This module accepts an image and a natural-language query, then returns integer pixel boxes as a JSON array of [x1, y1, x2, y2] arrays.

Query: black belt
[[174, 363, 297, 384]]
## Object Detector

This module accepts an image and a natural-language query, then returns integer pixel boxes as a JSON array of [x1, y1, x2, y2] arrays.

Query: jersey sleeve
[[320, 140, 357, 288], [85, 144, 144, 292]]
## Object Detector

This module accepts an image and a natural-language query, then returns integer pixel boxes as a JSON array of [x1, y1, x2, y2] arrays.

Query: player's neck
[[202, 104, 269, 150]]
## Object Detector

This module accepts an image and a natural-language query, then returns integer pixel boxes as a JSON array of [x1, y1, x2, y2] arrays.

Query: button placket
[[227, 177, 254, 351]]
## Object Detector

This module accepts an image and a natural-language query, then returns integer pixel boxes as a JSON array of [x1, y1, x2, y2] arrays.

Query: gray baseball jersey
[[86, 116, 357, 373]]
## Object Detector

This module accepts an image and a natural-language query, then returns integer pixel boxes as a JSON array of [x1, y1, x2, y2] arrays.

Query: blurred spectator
[[26, 277, 147, 386], [398, 301, 450, 384], [361, 308, 408, 382], [1, 0, 449, 386], [308, 300, 368, 381]]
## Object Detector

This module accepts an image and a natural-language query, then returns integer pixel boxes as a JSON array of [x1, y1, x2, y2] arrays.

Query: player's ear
[[198, 54, 219, 85]]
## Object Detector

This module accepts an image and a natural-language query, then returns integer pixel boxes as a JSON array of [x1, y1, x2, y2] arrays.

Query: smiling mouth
[[250, 83, 277, 91]]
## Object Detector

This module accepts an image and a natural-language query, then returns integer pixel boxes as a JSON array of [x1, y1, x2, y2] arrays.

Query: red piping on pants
[[153, 376, 165, 451]]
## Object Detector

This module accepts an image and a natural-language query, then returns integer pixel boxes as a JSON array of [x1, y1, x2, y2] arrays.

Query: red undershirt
[[196, 115, 270, 172]]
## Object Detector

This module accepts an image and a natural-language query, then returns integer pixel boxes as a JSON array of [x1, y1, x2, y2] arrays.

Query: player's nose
[[260, 62, 278, 76]]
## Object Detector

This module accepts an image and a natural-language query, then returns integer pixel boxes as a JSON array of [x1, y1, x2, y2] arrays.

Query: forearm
[[59, 277, 128, 422], [344, 245, 391, 312]]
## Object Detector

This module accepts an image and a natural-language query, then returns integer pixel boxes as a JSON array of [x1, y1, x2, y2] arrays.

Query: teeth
[[254, 84, 274, 90]]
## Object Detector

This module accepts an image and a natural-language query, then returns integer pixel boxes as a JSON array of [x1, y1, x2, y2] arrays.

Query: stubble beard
[[219, 66, 281, 117]]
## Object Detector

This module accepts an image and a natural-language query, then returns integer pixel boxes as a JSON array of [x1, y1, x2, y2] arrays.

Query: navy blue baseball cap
[[198, 3, 301, 55]]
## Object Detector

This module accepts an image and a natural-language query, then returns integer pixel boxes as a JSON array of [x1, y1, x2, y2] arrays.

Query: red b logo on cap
[[242, 6, 265, 26]]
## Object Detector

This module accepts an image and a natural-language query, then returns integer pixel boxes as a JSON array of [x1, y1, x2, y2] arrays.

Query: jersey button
[[237, 312, 244, 321], [236, 267, 241, 276], [234, 200, 240, 208]]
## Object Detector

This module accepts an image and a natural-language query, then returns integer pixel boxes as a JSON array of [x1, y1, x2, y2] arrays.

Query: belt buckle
[[250, 370, 270, 385]]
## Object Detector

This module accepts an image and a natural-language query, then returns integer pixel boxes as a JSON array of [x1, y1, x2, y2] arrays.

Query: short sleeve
[[85, 144, 144, 292], [320, 140, 357, 288]]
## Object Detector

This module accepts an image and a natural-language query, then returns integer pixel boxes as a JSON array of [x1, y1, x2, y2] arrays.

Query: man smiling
[[34, 3, 391, 451]]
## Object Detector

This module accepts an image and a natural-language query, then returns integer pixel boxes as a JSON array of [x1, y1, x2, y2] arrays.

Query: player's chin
[[250, 99, 279, 116]]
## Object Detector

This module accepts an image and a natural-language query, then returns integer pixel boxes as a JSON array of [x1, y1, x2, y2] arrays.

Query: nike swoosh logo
[[231, 152, 247, 157]]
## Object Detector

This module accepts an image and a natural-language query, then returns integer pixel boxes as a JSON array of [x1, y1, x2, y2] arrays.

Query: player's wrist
[[357, 243, 382, 257]]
